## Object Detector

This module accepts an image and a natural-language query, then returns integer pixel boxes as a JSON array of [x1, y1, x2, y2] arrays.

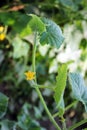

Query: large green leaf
[[40, 18, 64, 48], [0, 93, 8, 119], [28, 14, 46, 33], [0, 12, 32, 37], [54, 64, 67, 115], [13, 13, 32, 37], [0, 120, 16, 130], [0, 12, 15, 25], [69, 73, 87, 112], [12, 37, 29, 59]]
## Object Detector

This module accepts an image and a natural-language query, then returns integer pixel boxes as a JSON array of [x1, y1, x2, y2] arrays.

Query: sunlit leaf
[[69, 73, 87, 112], [13, 13, 32, 37], [28, 14, 46, 33], [0, 12, 32, 37], [40, 18, 64, 48]]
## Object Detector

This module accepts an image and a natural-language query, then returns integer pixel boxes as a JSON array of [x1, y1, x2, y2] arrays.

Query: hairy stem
[[35, 86, 61, 130], [37, 84, 54, 90], [53, 101, 77, 118], [32, 32, 61, 130], [65, 101, 78, 111], [62, 121, 67, 130], [32, 31, 37, 82]]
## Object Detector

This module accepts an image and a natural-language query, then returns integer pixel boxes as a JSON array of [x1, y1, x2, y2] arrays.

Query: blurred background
[[0, 0, 87, 129]]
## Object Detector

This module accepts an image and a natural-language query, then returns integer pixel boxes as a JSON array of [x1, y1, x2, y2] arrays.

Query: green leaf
[[17, 103, 45, 130], [69, 73, 87, 112], [57, 0, 82, 11], [57, 95, 65, 117], [54, 64, 67, 116], [0, 12, 15, 25], [28, 14, 46, 33], [12, 37, 29, 59], [0, 93, 8, 119], [40, 18, 64, 48], [0, 120, 16, 130], [13, 13, 32, 37], [19, 25, 32, 37], [0, 12, 32, 37], [58, 0, 75, 8]]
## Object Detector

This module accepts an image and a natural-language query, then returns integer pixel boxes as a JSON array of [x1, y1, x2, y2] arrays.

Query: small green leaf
[[12, 37, 29, 59], [28, 14, 46, 33], [0, 120, 16, 130], [0, 93, 8, 119], [69, 73, 87, 112], [54, 64, 67, 115], [40, 18, 64, 48]]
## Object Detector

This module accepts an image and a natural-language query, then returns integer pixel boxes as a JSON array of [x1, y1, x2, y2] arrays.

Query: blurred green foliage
[[0, 0, 87, 129]]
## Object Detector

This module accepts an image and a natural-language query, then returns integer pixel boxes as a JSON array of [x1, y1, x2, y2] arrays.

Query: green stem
[[68, 119, 87, 130], [53, 112, 59, 118], [35, 87, 61, 130], [37, 84, 54, 90], [62, 121, 67, 130], [65, 101, 78, 111], [53, 101, 77, 129], [32, 32, 61, 130], [32, 31, 37, 82], [53, 101, 77, 118]]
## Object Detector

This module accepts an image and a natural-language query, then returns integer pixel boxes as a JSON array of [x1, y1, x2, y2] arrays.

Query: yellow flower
[[24, 71, 35, 80], [0, 33, 5, 41], [0, 26, 4, 32]]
